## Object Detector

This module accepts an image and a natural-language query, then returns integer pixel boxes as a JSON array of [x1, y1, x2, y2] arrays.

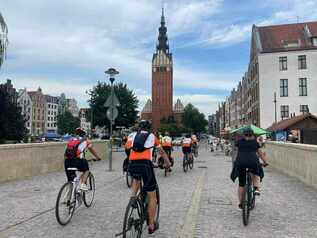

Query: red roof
[[256, 21, 317, 53], [267, 113, 317, 131]]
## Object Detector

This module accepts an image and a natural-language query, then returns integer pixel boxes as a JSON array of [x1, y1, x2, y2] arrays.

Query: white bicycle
[[55, 168, 95, 225]]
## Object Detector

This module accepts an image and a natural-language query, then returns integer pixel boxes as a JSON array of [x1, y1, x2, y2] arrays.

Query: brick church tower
[[141, 8, 184, 130], [152, 8, 173, 130]]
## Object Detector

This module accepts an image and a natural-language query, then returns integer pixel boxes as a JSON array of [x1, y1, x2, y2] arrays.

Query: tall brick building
[[141, 8, 184, 130]]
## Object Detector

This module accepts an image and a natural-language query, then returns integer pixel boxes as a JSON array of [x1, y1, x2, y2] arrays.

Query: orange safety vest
[[182, 138, 192, 148], [162, 136, 172, 147], [128, 132, 160, 161]]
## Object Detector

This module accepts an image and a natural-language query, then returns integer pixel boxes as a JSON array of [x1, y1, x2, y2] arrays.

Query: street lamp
[[105, 67, 119, 171]]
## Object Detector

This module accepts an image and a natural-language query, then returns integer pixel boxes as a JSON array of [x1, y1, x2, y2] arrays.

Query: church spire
[[156, 6, 169, 53]]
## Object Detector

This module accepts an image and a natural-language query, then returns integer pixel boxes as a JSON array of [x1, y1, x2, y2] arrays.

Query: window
[[279, 57, 287, 71], [280, 79, 288, 97], [298, 55, 307, 69], [47, 123, 50, 127], [299, 78, 307, 96], [312, 37, 317, 46], [281, 105, 289, 119], [300, 105, 309, 113]]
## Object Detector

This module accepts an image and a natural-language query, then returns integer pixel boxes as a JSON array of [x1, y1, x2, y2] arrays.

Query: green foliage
[[159, 116, 184, 137], [182, 104, 208, 133], [0, 90, 27, 143], [57, 111, 80, 135], [88, 82, 139, 129]]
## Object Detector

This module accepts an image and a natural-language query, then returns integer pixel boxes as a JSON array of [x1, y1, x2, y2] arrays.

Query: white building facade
[[45, 95, 59, 133], [79, 108, 91, 133], [67, 98, 79, 117], [17, 88, 33, 134], [259, 50, 317, 128]]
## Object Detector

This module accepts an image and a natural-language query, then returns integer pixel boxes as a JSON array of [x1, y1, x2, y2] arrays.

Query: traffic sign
[[107, 107, 119, 121], [104, 93, 120, 107]]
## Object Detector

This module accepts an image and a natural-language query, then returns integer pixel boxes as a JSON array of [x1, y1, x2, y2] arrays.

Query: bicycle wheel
[[55, 182, 75, 225], [126, 172, 133, 188], [242, 184, 250, 226], [183, 156, 188, 173], [189, 155, 194, 170], [122, 197, 144, 238], [83, 172, 95, 208], [155, 186, 160, 225]]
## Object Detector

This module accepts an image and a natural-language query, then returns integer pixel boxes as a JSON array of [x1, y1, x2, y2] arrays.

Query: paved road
[[0, 148, 317, 238]]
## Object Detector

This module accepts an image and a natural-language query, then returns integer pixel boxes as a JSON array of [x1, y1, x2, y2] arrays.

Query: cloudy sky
[[1, 0, 317, 116]]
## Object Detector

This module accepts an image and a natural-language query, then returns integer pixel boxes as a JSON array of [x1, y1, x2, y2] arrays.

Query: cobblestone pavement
[[0, 147, 317, 238]]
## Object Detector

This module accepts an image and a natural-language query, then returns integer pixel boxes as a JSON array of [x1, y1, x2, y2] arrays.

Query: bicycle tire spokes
[[123, 198, 143, 238], [83, 173, 95, 207], [55, 182, 76, 226]]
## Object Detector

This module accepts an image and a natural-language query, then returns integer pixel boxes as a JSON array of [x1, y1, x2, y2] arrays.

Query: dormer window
[[283, 39, 300, 48]]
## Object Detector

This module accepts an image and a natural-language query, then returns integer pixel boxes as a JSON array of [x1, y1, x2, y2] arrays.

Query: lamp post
[[105, 68, 119, 171]]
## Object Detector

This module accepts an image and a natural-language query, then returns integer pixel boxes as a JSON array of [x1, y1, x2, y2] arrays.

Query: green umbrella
[[230, 124, 270, 136]]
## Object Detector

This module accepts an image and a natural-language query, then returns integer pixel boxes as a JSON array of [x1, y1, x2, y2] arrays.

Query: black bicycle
[[126, 171, 133, 188], [241, 163, 268, 226], [55, 168, 95, 225], [241, 168, 255, 226], [183, 152, 193, 172], [116, 180, 160, 237]]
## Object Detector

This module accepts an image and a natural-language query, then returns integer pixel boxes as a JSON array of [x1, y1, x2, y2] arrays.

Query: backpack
[[132, 132, 151, 152], [64, 138, 82, 159]]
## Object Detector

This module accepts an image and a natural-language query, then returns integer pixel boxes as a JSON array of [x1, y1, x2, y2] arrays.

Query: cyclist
[[182, 134, 193, 161], [64, 128, 102, 191], [230, 127, 268, 209], [161, 132, 174, 167], [191, 133, 198, 156], [127, 120, 170, 234]]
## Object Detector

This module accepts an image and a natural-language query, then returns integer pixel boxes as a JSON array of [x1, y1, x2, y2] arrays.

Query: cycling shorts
[[64, 158, 89, 182], [128, 160, 157, 192], [182, 147, 192, 154]]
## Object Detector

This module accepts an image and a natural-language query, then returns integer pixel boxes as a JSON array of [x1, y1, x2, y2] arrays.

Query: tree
[[182, 104, 208, 133], [88, 82, 139, 130], [0, 90, 27, 143], [57, 111, 80, 135]]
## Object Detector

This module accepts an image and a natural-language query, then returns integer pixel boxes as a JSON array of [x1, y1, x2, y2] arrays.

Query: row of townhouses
[[211, 21, 317, 136], [0, 79, 91, 136]]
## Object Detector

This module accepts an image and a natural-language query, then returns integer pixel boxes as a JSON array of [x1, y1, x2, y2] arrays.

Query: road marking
[[177, 171, 205, 238]]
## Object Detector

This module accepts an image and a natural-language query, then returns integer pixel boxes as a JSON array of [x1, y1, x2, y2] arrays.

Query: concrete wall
[[265, 141, 317, 188], [0, 140, 109, 183]]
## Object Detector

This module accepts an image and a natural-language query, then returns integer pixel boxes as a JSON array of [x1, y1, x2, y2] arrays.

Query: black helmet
[[185, 134, 191, 138], [75, 127, 86, 137], [139, 120, 151, 131], [243, 127, 254, 136]]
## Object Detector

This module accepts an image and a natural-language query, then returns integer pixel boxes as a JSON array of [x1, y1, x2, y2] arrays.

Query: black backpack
[[132, 132, 151, 152]]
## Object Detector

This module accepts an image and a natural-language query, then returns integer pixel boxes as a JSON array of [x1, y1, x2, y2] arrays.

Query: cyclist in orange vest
[[182, 134, 193, 160], [127, 120, 170, 234], [161, 132, 174, 167]]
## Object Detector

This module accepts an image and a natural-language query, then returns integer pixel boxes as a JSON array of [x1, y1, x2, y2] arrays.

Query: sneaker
[[80, 183, 89, 191], [254, 189, 261, 196], [148, 222, 159, 234]]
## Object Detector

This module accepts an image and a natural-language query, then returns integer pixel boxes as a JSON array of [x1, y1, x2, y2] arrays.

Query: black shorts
[[162, 146, 172, 157], [128, 160, 157, 192], [64, 158, 89, 182], [182, 147, 192, 154]]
